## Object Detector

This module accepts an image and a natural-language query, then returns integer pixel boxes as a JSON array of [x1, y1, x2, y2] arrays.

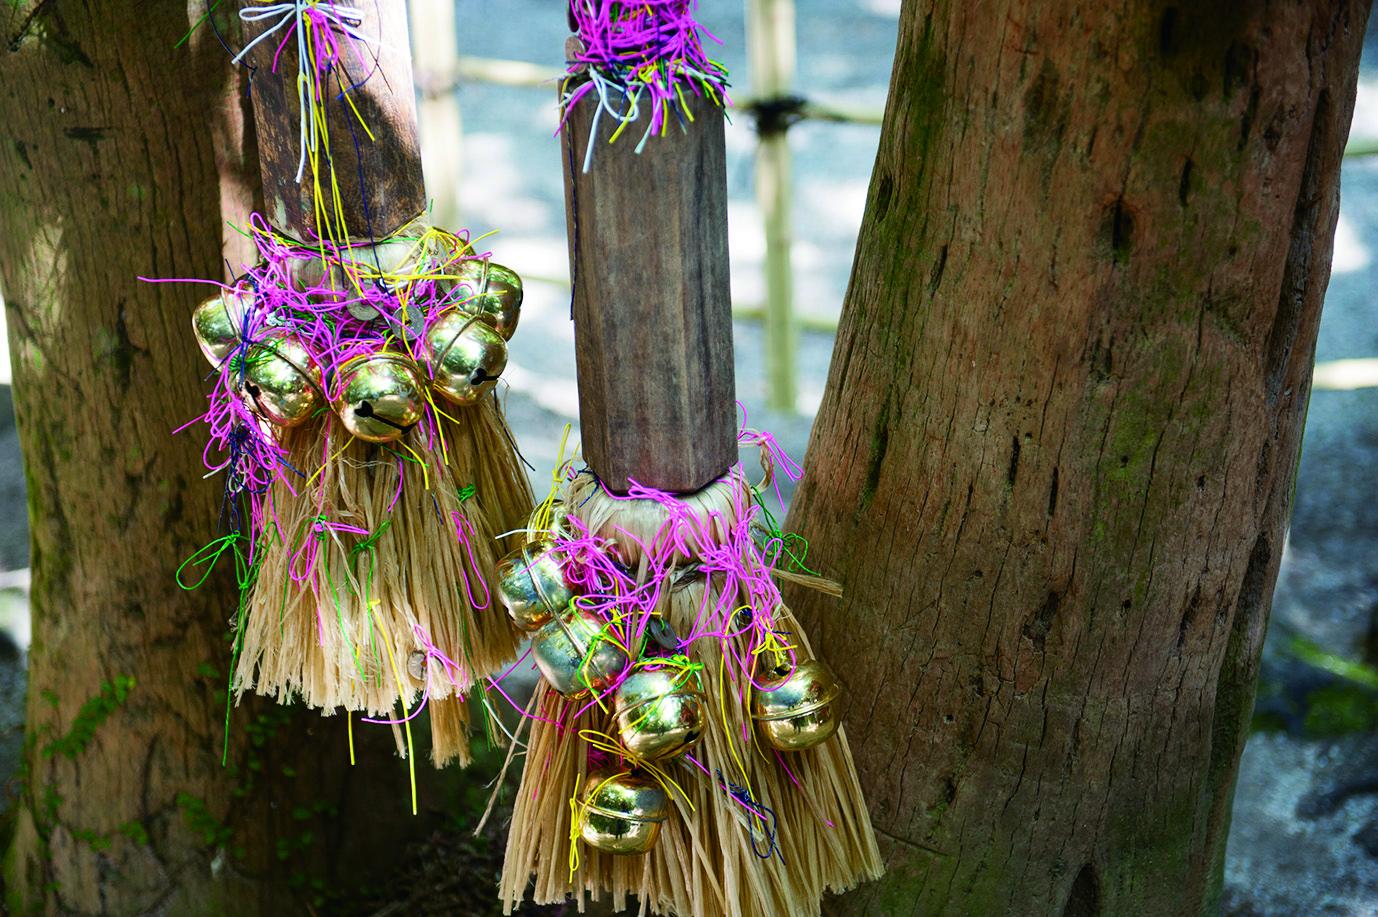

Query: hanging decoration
[[168, 0, 534, 784], [488, 429, 882, 917], [562, 0, 731, 170], [485, 1, 881, 910]]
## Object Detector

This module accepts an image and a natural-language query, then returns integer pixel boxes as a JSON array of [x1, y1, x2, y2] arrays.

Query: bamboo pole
[[747, 0, 799, 413], [409, 0, 464, 227]]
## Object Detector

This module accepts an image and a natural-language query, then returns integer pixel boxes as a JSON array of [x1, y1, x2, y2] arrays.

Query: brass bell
[[239, 334, 322, 427], [530, 603, 630, 697], [750, 659, 843, 752], [495, 542, 574, 631], [192, 288, 253, 367], [454, 259, 523, 340], [333, 353, 426, 444], [578, 770, 669, 855], [613, 668, 706, 761], [537, 499, 570, 540], [422, 311, 507, 406]]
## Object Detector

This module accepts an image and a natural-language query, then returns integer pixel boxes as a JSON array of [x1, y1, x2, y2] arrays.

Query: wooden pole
[[239, 0, 426, 240], [747, 0, 799, 413], [561, 97, 738, 494]]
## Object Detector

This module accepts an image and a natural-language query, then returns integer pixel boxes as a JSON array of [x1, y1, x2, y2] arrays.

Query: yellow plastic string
[[347, 710, 356, 765], [301, 433, 356, 490], [676, 83, 695, 124], [566, 728, 696, 878], [369, 601, 418, 815], [567, 769, 627, 877], [394, 439, 430, 491], [717, 647, 756, 798], [529, 424, 573, 539], [577, 731, 693, 813]]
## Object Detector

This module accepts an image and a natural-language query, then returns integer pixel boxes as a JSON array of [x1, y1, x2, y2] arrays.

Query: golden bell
[[423, 311, 508, 406], [613, 668, 706, 761], [333, 353, 426, 444], [541, 500, 570, 539], [495, 542, 574, 631], [578, 770, 669, 855], [239, 334, 322, 427], [192, 288, 252, 367], [530, 603, 630, 697], [750, 659, 843, 752], [454, 259, 523, 340]]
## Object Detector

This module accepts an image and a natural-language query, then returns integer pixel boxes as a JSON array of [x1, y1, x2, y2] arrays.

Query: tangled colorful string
[[562, 0, 730, 167]]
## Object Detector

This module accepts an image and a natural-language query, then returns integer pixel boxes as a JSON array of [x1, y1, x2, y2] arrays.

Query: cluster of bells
[[496, 523, 843, 856], [191, 250, 523, 444]]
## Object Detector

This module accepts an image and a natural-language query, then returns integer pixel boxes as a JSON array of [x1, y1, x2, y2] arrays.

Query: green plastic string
[[750, 489, 820, 576], [176, 526, 267, 765]]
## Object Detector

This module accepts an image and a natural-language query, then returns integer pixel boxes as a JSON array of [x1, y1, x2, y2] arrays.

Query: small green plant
[[42, 676, 136, 760]]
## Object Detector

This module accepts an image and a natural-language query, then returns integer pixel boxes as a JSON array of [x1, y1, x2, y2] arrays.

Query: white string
[[234, 2, 372, 182]]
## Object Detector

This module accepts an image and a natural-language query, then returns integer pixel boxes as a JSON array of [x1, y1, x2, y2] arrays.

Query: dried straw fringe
[[233, 397, 532, 766], [499, 476, 881, 916]]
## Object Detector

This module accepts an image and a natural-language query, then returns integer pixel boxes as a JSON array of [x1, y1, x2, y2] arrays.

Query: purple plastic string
[[563, 0, 730, 164]]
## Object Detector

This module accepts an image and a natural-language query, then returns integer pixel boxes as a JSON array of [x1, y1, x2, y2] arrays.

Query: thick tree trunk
[[0, 5, 437, 913], [785, 2, 1370, 914]]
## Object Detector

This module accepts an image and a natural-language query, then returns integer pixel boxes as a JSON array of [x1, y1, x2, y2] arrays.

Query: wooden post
[[747, 0, 799, 413], [239, 0, 425, 240], [561, 98, 738, 494], [410, 0, 464, 228]]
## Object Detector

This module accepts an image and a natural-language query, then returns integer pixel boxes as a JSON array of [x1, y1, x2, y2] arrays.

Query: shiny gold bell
[[578, 770, 669, 855], [333, 353, 426, 444], [495, 542, 574, 631], [750, 658, 843, 752], [530, 602, 630, 697], [192, 287, 253, 367], [422, 311, 508, 406], [613, 667, 706, 761], [454, 258, 523, 340], [239, 334, 322, 428]]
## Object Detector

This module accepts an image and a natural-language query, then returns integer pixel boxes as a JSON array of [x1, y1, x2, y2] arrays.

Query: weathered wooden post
[[239, 0, 426, 241], [562, 101, 738, 493]]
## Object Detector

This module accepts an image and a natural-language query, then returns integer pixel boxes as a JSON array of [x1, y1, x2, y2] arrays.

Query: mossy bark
[[0, 4, 446, 913], [784, 1, 1371, 914]]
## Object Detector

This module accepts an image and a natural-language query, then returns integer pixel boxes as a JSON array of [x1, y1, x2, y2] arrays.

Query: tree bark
[[0, 4, 440, 913], [784, 2, 1371, 914]]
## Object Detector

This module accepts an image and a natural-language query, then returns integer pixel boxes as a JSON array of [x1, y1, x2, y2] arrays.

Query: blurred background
[[1, 1, 1376, 912]]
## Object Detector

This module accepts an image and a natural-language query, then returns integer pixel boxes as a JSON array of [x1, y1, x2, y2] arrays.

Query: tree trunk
[[0, 5, 439, 913], [784, 2, 1370, 914]]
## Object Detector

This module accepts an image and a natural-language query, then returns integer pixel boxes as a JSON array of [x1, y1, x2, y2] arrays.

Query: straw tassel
[[495, 469, 880, 916], [232, 396, 530, 766]]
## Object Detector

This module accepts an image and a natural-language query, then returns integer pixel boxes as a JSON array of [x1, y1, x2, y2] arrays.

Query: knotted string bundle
[[562, 0, 730, 170], [487, 429, 881, 916], [234, 1, 371, 185]]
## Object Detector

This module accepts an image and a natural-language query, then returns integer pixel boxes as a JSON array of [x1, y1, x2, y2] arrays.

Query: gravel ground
[[0, 2, 1375, 913]]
